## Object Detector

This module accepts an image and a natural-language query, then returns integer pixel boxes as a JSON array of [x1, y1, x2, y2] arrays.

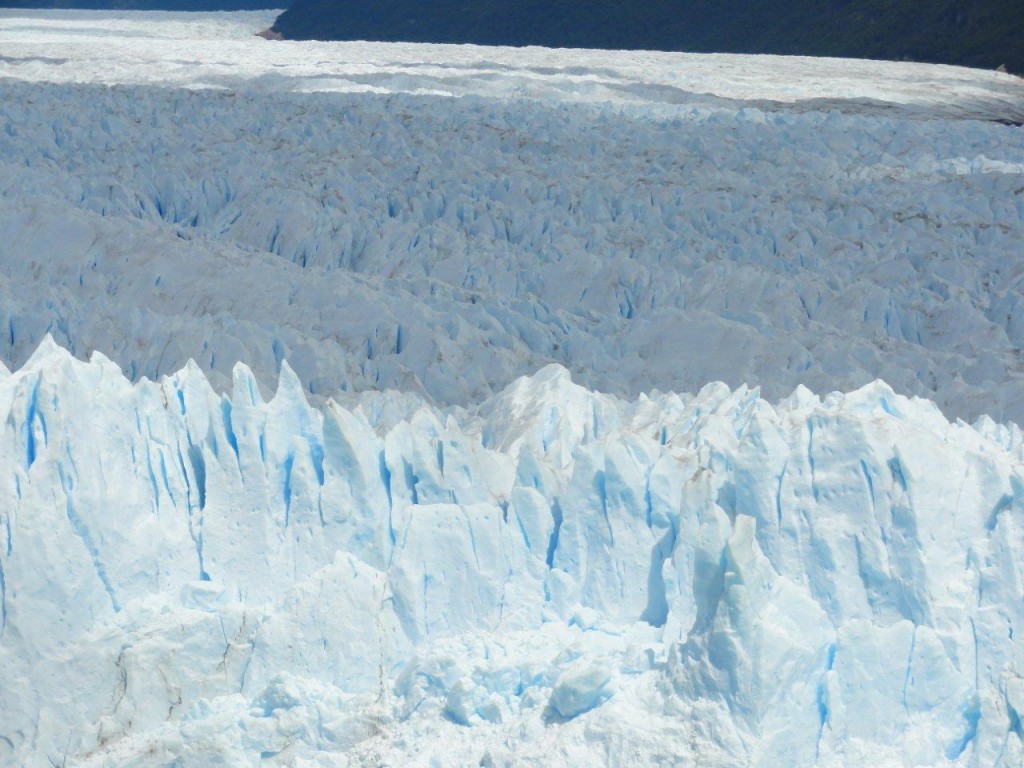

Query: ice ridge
[[0, 340, 1022, 766]]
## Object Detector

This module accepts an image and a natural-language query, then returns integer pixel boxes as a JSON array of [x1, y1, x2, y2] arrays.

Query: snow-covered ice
[[1, 10, 1023, 767], [1, 341, 1023, 766], [1, 10, 1022, 121]]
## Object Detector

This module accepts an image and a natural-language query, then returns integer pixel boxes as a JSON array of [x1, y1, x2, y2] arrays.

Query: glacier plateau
[[0, 12, 1023, 423]]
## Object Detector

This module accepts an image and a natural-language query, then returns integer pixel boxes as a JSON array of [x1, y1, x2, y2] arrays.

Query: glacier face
[[0, 14, 1023, 424], [1, 341, 1023, 766]]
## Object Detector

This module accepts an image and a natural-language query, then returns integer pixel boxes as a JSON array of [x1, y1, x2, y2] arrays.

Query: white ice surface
[[1, 341, 1023, 766]]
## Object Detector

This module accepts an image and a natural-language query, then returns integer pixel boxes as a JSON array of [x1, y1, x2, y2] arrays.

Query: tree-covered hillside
[[271, 0, 1024, 75]]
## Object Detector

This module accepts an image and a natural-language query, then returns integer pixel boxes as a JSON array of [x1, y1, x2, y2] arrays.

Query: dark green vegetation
[[0, 1, 278, 9], [272, 0, 1024, 74]]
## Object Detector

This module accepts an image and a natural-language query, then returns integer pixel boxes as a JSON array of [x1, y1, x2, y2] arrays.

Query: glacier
[[0, 12, 1023, 424], [1, 339, 1023, 766], [1, 10, 1024, 767]]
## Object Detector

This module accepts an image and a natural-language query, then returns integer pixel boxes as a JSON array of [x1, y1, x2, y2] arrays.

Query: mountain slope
[[272, 0, 1024, 74]]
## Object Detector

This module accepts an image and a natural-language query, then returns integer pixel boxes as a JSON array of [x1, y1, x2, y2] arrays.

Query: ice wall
[[1, 340, 1022, 766]]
